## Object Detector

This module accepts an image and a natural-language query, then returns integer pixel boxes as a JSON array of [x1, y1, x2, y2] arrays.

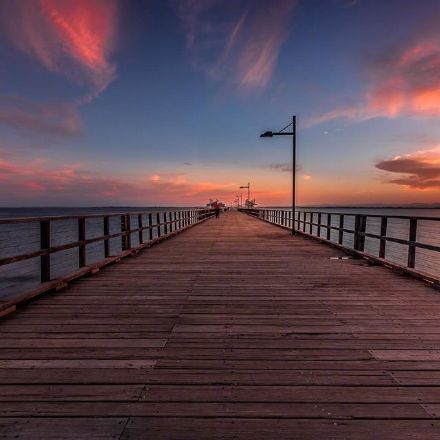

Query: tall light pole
[[240, 183, 250, 207], [260, 115, 296, 235]]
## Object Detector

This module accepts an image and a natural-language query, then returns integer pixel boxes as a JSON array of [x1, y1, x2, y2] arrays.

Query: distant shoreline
[[1, 205, 440, 209], [263, 205, 440, 209]]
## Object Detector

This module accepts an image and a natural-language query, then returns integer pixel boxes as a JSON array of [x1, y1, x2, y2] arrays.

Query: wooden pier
[[2, 211, 440, 438]]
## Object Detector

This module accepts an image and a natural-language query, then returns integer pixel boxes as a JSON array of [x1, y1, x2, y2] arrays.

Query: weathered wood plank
[[0, 418, 127, 439], [120, 418, 440, 440], [1, 211, 440, 438]]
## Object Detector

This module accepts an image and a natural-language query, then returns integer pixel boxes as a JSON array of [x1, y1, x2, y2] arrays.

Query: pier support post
[[408, 218, 417, 268], [40, 220, 50, 283], [104, 216, 110, 257], [379, 217, 388, 259], [78, 217, 86, 268]]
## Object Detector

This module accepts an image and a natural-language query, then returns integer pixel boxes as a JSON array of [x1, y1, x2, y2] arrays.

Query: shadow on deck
[[1, 211, 440, 439]]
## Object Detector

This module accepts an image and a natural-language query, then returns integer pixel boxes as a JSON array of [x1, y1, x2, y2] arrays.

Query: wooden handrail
[[239, 208, 440, 285], [0, 208, 216, 309]]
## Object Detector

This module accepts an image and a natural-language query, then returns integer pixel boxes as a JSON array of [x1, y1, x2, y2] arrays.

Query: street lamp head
[[260, 131, 273, 138]]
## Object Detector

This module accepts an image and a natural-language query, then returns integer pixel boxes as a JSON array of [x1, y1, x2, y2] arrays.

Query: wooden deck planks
[[1, 211, 440, 438]]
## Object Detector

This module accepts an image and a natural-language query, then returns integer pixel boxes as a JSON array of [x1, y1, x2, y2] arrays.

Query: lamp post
[[240, 183, 250, 207], [260, 115, 296, 235]]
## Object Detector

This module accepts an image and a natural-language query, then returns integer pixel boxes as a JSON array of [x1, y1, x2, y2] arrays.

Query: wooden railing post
[[354, 215, 360, 250], [156, 213, 161, 238], [104, 216, 110, 257], [169, 212, 173, 233], [408, 218, 417, 268], [379, 216, 387, 259], [354, 215, 366, 252], [326, 214, 331, 241], [309, 213, 313, 234], [317, 213, 322, 237], [148, 213, 153, 241], [138, 214, 143, 244], [126, 215, 131, 249], [121, 215, 126, 250], [121, 214, 131, 250], [78, 217, 86, 268], [40, 219, 50, 283], [359, 215, 366, 252], [338, 215, 344, 245], [164, 212, 168, 235]]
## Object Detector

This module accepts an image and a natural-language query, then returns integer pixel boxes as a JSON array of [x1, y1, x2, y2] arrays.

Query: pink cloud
[[376, 146, 440, 189], [0, 95, 82, 137], [0, 156, 242, 205], [309, 38, 440, 126], [0, 0, 118, 97], [176, 0, 296, 90]]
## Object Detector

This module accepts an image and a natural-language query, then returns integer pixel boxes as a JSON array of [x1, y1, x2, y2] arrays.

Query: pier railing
[[0, 208, 215, 313], [239, 208, 440, 286]]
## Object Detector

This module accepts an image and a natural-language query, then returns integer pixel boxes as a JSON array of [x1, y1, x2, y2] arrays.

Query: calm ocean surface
[[1, 206, 439, 300]]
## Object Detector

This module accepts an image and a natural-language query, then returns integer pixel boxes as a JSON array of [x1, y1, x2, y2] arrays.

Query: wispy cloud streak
[[176, 0, 296, 89], [0, 96, 82, 137], [0, 156, 241, 204], [309, 37, 440, 126], [0, 0, 118, 97]]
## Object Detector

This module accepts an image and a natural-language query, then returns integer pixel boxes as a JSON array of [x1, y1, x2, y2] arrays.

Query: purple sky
[[0, 0, 440, 206]]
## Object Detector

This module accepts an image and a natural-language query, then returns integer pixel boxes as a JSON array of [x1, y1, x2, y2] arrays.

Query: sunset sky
[[1, 0, 440, 206]]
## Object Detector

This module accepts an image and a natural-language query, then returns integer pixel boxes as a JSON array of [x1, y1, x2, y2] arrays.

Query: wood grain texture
[[1, 211, 440, 439]]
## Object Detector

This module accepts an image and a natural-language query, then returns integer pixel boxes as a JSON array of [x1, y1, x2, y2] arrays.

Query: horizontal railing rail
[[239, 208, 440, 286], [0, 208, 215, 313]]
